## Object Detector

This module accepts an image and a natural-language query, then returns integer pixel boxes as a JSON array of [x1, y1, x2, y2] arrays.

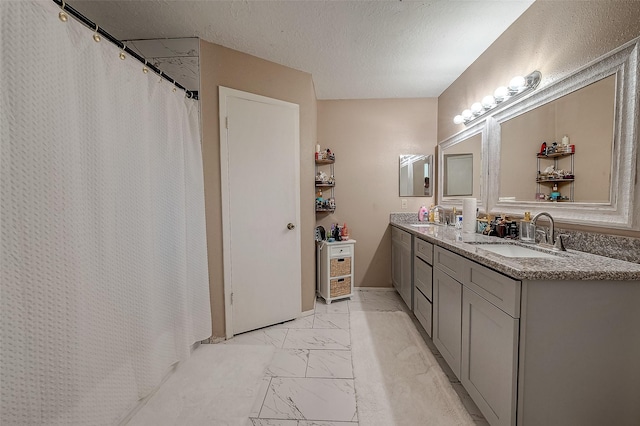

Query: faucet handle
[[553, 234, 569, 251], [536, 228, 548, 244]]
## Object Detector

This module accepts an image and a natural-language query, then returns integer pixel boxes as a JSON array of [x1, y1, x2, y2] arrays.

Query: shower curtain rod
[[52, 0, 198, 100]]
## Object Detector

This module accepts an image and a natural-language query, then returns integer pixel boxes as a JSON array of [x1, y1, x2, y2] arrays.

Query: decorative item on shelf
[[316, 148, 335, 161], [316, 171, 328, 184], [453, 70, 542, 125]]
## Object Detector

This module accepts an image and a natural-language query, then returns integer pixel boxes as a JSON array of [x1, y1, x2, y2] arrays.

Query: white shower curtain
[[0, 1, 212, 424]]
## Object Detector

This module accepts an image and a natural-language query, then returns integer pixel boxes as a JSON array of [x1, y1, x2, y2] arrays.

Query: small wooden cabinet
[[317, 239, 356, 303]]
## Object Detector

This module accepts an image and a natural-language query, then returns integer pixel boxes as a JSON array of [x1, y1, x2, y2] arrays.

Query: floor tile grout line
[[347, 291, 360, 425], [256, 376, 274, 420]]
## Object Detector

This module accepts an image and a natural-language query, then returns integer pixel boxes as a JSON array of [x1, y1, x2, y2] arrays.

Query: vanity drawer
[[392, 226, 412, 247], [415, 238, 433, 265], [434, 246, 465, 282], [414, 256, 432, 301], [462, 259, 521, 318], [330, 244, 352, 257], [414, 288, 432, 337]]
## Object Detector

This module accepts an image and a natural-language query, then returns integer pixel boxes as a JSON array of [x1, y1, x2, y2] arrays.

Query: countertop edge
[[390, 222, 640, 281]]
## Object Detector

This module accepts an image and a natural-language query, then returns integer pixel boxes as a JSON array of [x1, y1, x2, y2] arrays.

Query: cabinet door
[[462, 287, 518, 426], [399, 242, 412, 309], [432, 267, 462, 379], [391, 238, 401, 290]]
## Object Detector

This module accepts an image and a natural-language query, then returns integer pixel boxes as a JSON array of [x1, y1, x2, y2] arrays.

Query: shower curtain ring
[[59, 1, 69, 22], [142, 60, 149, 74], [93, 25, 101, 42], [119, 44, 126, 60], [173, 82, 177, 93]]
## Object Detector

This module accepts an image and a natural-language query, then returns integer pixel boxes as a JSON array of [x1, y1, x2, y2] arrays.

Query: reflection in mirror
[[399, 154, 433, 197], [487, 37, 639, 228], [444, 154, 473, 196], [499, 75, 615, 203], [438, 127, 484, 210]]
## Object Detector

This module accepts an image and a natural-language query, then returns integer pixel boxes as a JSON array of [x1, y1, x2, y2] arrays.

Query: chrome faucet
[[431, 205, 445, 224], [531, 211, 567, 251], [532, 211, 554, 246]]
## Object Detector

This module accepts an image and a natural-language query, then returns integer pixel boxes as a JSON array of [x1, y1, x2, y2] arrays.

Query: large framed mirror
[[399, 154, 433, 197], [437, 120, 487, 210], [486, 37, 639, 229]]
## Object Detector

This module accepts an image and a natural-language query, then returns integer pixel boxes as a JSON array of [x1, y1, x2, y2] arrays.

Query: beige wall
[[317, 99, 438, 288], [199, 40, 317, 338], [438, 0, 640, 236]]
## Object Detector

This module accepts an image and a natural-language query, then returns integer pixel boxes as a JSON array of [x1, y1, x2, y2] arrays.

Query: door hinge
[[230, 292, 233, 304], [225, 116, 229, 129]]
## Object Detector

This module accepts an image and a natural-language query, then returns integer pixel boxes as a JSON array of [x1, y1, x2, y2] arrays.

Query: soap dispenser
[[418, 205, 428, 222], [520, 211, 535, 243]]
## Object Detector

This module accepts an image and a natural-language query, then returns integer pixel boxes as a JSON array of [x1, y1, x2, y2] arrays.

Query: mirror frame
[[486, 37, 639, 229], [437, 120, 488, 211]]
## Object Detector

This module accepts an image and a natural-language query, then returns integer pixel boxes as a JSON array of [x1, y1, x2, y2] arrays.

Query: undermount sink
[[475, 243, 558, 258]]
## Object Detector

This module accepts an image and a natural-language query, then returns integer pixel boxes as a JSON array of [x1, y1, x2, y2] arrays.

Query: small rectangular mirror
[[399, 154, 432, 197]]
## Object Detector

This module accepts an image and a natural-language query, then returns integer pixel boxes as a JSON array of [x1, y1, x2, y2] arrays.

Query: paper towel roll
[[462, 198, 477, 233]]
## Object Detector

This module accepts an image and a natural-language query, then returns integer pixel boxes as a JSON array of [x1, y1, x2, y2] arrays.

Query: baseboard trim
[[356, 287, 396, 291]]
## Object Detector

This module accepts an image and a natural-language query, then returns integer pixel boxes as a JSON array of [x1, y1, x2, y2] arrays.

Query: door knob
[[287, 223, 295, 230]]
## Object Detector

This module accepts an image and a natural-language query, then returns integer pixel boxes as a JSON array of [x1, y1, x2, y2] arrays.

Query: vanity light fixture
[[453, 70, 542, 125]]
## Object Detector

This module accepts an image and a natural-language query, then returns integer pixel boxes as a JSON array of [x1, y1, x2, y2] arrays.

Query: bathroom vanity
[[390, 220, 640, 426]]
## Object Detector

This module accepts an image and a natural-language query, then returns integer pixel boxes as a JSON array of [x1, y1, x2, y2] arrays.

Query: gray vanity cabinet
[[391, 226, 412, 309], [413, 238, 433, 336], [434, 246, 520, 425], [433, 267, 462, 378], [432, 246, 465, 379], [460, 259, 520, 426], [461, 287, 518, 426]]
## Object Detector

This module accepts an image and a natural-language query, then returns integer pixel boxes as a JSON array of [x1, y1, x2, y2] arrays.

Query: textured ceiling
[[69, 0, 535, 99]]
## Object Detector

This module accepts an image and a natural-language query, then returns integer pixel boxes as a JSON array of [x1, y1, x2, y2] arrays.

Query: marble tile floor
[[225, 289, 488, 426], [131, 289, 487, 425]]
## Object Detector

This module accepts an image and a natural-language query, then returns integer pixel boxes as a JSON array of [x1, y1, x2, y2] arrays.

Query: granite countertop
[[390, 219, 640, 281]]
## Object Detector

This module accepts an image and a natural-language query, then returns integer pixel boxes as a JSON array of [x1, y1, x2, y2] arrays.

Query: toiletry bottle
[[418, 205, 427, 222], [341, 223, 349, 240], [520, 211, 535, 243], [428, 204, 435, 223]]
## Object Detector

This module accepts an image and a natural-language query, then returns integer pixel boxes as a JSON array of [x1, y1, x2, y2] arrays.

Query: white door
[[219, 87, 301, 337]]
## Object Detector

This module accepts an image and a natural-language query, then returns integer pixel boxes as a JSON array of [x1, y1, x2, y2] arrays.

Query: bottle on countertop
[[428, 204, 435, 223], [520, 211, 535, 243], [418, 205, 428, 222]]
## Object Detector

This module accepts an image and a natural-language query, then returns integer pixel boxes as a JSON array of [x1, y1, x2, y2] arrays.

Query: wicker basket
[[330, 257, 351, 277], [330, 277, 351, 297]]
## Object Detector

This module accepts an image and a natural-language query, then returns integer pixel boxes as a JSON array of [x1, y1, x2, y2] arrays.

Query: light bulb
[[461, 109, 473, 120], [471, 102, 483, 115], [481, 95, 496, 109], [453, 115, 465, 125], [494, 86, 509, 102], [509, 76, 526, 92]]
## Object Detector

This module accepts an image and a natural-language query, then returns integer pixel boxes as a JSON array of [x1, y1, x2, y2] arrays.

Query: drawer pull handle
[[338, 278, 345, 282], [337, 258, 345, 262]]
